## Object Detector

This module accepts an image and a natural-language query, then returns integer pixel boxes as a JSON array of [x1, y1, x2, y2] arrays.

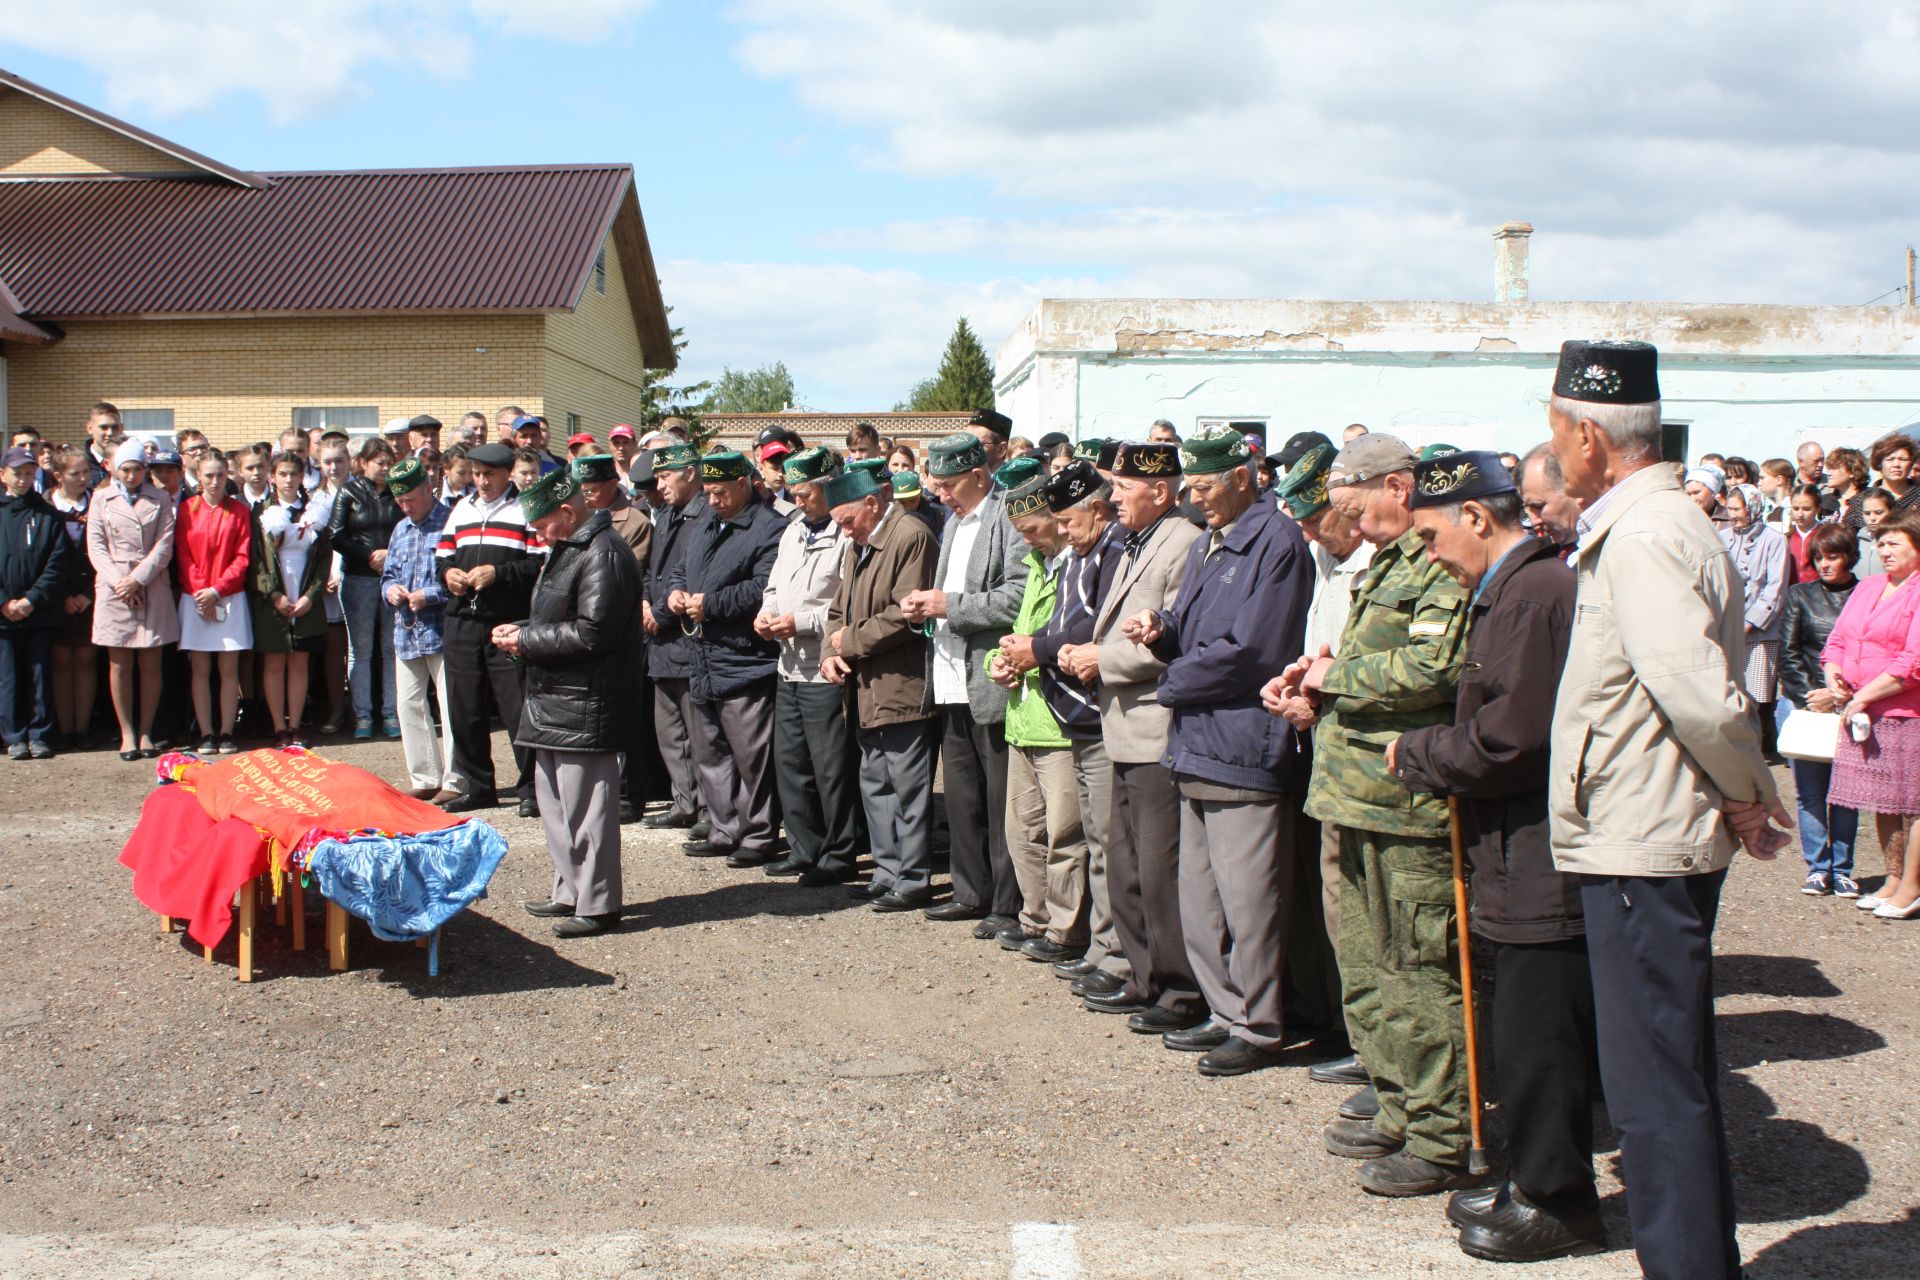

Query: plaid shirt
[[381, 499, 451, 660]]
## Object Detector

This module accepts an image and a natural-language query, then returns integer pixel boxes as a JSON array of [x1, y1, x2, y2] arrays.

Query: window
[[121, 408, 174, 435], [292, 406, 379, 433], [1195, 416, 1269, 435], [565, 412, 582, 435], [593, 246, 606, 295]]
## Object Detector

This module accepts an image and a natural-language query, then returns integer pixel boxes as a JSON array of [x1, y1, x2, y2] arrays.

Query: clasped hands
[[667, 589, 707, 623], [1260, 644, 1334, 729]]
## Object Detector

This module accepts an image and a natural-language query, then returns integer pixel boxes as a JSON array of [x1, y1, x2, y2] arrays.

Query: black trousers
[[1491, 937, 1599, 1209], [441, 615, 532, 800], [774, 679, 864, 871], [621, 664, 668, 808], [1283, 810, 1344, 1039], [1106, 759, 1204, 1019], [941, 706, 1017, 916], [1581, 870, 1740, 1280]]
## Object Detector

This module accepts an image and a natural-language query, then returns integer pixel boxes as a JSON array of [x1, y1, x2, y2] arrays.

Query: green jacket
[[986, 548, 1069, 750], [1304, 527, 1469, 838]]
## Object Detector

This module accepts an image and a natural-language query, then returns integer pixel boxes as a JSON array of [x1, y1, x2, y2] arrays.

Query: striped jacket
[[433, 487, 546, 624]]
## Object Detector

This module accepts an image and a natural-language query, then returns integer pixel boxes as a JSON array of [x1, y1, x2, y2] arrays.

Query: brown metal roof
[[0, 275, 53, 343], [0, 164, 640, 318]]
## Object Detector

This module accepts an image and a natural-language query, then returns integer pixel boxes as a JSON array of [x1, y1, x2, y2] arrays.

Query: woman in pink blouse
[[1823, 511, 1920, 919]]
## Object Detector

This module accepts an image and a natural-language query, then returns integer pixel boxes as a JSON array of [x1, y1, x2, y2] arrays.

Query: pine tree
[[903, 318, 995, 412]]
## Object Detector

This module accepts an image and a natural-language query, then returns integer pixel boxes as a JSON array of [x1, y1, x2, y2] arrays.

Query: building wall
[[2, 314, 547, 449], [542, 234, 646, 439], [0, 89, 198, 176], [998, 298, 1920, 459]]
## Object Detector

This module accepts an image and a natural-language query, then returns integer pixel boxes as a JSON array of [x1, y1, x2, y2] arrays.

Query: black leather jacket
[[327, 475, 399, 576], [514, 511, 646, 753], [1779, 577, 1856, 709]]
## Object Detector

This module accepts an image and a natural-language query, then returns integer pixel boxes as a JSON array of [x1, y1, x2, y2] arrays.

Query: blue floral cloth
[[306, 820, 507, 943]]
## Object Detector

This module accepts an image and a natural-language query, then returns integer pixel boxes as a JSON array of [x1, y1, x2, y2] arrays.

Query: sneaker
[[198, 736, 220, 755], [1832, 874, 1862, 899], [217, 736, 240, 755], [1801, 872, 1831, 896], [353, 720, 373, 741], [26, 740, 54, 760], [381, 718, 402, 740], [6, 742, 27, 760]]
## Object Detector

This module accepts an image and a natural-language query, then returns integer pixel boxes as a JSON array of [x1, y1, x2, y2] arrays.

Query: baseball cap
[[609, 424, 636, 441], [1273, 430, 1332, 468], [0, 446, 35, 468], [568, 432, 596, 449]]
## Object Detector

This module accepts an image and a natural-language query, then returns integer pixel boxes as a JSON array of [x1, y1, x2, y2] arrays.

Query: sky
[[5, 2, 1920, 409]]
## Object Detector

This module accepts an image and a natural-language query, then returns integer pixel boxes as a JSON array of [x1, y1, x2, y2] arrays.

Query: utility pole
[[1908, 245, 1915, 306]]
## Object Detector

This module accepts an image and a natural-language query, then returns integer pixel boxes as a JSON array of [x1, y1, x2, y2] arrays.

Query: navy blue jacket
[[670, 497, 784, 701], [1150, 493, 1312, 793], [645, 494, 708, 680], [0, 491, 71, 631], [1032, 520, 1125, 740]]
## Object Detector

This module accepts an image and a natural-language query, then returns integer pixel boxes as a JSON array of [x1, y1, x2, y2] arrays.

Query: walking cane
[[1449, 794, 1489, 1176]]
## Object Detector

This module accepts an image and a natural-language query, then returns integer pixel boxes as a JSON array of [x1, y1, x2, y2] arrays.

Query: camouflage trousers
[[1337, 826, 1469, 1166]]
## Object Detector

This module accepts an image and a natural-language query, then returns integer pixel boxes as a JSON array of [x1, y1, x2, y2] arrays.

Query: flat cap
[[407, 414, 442, 432], [467, 442, 515, 468]]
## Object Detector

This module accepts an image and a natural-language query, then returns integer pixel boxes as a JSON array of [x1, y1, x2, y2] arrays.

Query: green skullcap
[[570, 453, 618, 484], [1419, 443, 1461, 461], [1276, 442, 1335, 519], [849, 457, 889, 478], [385, 458, 428, 496], [822, 467, 884, 510], [994, 455, 1044, 492], [928, 432, 987, 477], [1073, 437, 1109, 463], [651, 442, 698, 471], [783, 445, 838, 486], [1005, 473, 1050, 519], [699, 449, 752, 483], [1180, 427, 1253, 477], [519, 466, 577, 521]]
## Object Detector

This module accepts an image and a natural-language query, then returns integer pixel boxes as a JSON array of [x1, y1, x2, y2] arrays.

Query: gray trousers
[[1179, 791, 1295, 1048], [774, 679, 863, 871], [1005, 743, 1088, 943], [1072, 739, 1129, 977], [533, 748, 622, 918], [687, 678, 778, 853], [857, 718, 939, 896], [651, 676, 702, 822]]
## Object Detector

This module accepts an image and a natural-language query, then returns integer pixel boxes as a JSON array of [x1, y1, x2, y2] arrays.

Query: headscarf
[[112, 440, 148, 503], [1684, 466, 1726, 496]]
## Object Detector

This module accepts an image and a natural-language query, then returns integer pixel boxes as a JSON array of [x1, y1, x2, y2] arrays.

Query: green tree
[[898, 318, 995, 412], [638, 306, 713, 438], [708, 361, 797, 414]]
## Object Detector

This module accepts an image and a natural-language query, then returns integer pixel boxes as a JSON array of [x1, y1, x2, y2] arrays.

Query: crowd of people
[[4, 345, 1919, 1277]]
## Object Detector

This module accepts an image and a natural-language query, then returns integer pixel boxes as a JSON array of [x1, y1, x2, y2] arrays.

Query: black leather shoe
[[995, 926, 1031, 950], [1051, 956, 1099, 979], [1323, 1117, 1401, 1160], [682, 839, 736, 858], [1457, 1186, 1606, 1263], [552, 913, 620, 938], [972, 913, 1017, 939], [1197, 1036, 1288, 1077], [1446, 1181, 1508, 1230], [522, 899, 574, 918], [1128, 1006, 1201, 1034], [1021, 937, 1085, 965], [643, 811, 696, 829], [725, 850, 778, 868], [1082, 988, 1151, 1015], [686, 820, 712, 841], [763, 858, 808, 877], [1071, 970, 1127, 998], [923, 901, 986, 922], [617, 801, 638, 824], [438, 792, 498, 814], [1356, 1151, 1476, 1197], [517, 795, 538, 818], [1338, 1084, 1380, 1120], [798, 866, 856, 887], [1309, 1053, 1369, 1086], [871, 890, 934, 913], [846, 881, 890, 900], [1162, 1022, 1231, 1052]]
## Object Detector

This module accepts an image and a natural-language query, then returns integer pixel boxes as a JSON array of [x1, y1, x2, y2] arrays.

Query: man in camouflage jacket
[[1276, 433, 1471, 1198]]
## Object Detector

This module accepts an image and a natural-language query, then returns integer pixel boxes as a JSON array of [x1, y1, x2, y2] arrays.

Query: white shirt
[[932, 505, 985, 705], [1305, 538, 1375, 657]]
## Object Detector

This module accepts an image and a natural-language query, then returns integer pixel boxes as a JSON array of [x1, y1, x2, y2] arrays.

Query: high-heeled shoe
[[1872, 898, 1920, 920]]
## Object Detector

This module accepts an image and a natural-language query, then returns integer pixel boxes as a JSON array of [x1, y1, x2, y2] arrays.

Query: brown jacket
[[1092, 510, 1201, 763], [606, 502, 652, 564], [827, 505, 935, 729]]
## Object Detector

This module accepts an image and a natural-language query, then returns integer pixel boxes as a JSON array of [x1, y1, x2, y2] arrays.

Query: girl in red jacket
[[173, 450, 252, 753]]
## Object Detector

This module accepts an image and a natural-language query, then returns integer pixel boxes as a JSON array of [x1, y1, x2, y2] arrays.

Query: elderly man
[[492, 468, 645, 938], [756, 446, 863, 883], [1070, 441, 1204, 1021], [822, 466, 939, 907], [1028, 461, 1127, 969], [493, 405, 527, 446], [670, 449, 785, 865], [903, 435, 1025, 932], [1518, 442, 1583, 554], [962, 408, 1013, 471], [407, 414, 442, 457], [455, 412, 487, 448], [1384, 451, 1601, 1263], [1546, 340, 1788, 1280], [985, 467, 1086, 958], [1274, 432, 1472, 1197], [642, 442, 709, 835], [575, 453, 656, 822], [435, 441, 545, 816], [1126, 428, 1312, 1074], [380, 460, 461, 801], [1147, 420, 1181, 446]]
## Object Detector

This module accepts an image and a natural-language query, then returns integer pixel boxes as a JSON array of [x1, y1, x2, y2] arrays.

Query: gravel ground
[[0, 737, 1915, 1278]]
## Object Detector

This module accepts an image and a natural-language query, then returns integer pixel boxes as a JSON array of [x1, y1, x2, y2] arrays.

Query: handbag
[[1777, 708, 1840, 763]]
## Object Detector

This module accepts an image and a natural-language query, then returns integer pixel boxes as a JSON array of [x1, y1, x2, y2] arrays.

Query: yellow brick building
[[0, 67, 675, 450]]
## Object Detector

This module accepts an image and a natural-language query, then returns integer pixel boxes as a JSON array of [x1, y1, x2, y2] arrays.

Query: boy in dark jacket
[[1387, 450, 1601, 1265], [0, 447, 70, 758]]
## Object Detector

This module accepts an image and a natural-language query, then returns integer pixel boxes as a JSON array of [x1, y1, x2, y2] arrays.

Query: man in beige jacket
[[1545, 339, 1788, 1280]]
